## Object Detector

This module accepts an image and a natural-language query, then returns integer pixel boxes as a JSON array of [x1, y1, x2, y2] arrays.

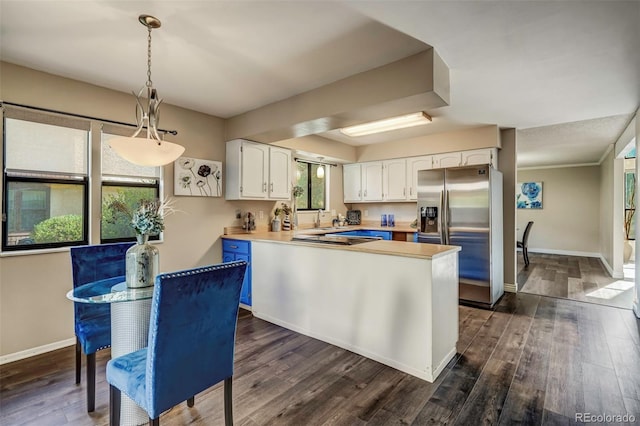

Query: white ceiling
[[1, 1, 638, 168]]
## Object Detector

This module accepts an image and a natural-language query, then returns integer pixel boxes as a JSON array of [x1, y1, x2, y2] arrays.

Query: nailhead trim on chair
[[157, 261, 248, 281]]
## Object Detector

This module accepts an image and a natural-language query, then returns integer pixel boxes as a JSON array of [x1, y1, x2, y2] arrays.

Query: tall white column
[[634, 109, 640, 318]]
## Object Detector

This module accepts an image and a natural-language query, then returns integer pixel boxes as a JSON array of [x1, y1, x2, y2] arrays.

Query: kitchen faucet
[[315, 209, 323, 228]]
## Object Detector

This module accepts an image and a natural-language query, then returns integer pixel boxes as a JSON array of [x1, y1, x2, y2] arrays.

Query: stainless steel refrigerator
[[417, 165, 503, 307]]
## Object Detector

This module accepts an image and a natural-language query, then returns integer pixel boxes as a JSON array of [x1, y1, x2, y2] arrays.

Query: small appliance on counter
[[346, 210, 361, 225]]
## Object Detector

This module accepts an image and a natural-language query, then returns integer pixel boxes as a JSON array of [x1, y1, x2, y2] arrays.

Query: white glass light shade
[[340, 111, 432, 137], [109, 136, 185, 167], [316, 165, 325, 179]]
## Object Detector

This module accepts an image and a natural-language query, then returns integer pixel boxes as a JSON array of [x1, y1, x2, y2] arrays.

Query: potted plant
[[272, 207, 282, 232]]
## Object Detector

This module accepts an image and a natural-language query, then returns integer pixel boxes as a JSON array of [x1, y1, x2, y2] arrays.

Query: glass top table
[[66, 276, 154, 304]]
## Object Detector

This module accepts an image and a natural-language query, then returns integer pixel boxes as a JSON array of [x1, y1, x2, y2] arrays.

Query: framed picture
[[517, 182, 542, 209], [174, 157, 222, 197]]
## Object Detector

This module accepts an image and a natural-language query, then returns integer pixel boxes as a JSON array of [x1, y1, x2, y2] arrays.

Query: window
[[1, 108, 165, 252], [100, 131, 161, 243], [295, 161, 326, 211], [2, 112, 89, 250]]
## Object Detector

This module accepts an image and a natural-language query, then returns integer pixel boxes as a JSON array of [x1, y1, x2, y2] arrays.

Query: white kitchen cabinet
[[462, 148, 497, 168], [226, 139, 291, 200], [432, 152, 462, 169], [342, 162, 383, 202], [343, 163, 362, 202], [406, 155, 433, 201], [268, 146, 291, 199], [383, 159, 407, 201], [362, 162, 383, 201]]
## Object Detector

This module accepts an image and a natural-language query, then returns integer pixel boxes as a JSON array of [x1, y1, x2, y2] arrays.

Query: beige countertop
[[222, 231, 460, 260]]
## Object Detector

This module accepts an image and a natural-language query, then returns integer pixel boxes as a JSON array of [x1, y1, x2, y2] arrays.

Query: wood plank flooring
[[518, 253, 634, 310], [2, 297, 639, 425]]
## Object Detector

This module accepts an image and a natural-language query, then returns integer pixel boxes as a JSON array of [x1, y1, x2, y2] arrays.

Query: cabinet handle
[[410, 187, 412, 196], [358, 190, 361, 198], [230, 245, 238, 249], [403, 188, 406, 196], [270, 183, 273, 192], [364, 190, 367, 197], [263, 182, 267, 192]]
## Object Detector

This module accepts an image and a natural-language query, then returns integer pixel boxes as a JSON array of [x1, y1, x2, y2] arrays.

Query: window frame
[[295, 160, 328, 211], [1, 106, 166, 253], [2, 174, 89, 251], [100, 180, 161, 244]]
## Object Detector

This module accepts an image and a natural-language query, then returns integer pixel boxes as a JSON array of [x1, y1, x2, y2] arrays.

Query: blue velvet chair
[[106, 261, 248, 426], [70, 242, 133, 412]]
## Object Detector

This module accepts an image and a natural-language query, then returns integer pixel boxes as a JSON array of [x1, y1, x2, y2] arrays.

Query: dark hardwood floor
[[518, 253, 634, 310], [2, 297, 639, 425]]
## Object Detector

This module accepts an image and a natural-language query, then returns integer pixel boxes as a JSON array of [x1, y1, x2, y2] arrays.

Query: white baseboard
[[0, 338, 75, 365], [527, 247, 601, 258], [524, 247, 623, 279], [599, 255, 624, 279], [504, 282, 517, 293]]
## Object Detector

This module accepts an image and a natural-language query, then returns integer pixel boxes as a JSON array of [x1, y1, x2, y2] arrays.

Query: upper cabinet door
[[432, 152, 462, 169], [462, 148, 497, 168], [362, 162, 383, 201], [383, 159, 407, 201], [241, 141, 269, 198], [406, 156, 432, 201], [343, 163, 362, 202], [268, 147, 291, 199]]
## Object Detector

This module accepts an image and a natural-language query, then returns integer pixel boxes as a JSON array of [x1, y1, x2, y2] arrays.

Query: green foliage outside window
[[101, 186, 158, 240], [295, 162, 325, 210], [32, 214, 83, 243]]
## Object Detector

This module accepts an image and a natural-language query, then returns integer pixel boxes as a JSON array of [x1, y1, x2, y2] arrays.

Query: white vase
[[272, 217, 281, 232], [126, 234, 159, 288]]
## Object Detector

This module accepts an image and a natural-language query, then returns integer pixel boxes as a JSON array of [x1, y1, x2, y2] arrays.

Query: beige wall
[[598, 149, 624, 277], [517, 166, 601, 255]]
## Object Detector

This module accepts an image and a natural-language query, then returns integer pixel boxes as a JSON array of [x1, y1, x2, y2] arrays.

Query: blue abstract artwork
[[517, 182, 543, 209]]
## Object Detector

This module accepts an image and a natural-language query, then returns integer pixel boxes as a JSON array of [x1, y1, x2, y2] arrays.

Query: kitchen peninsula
[[222, 231, 461, 382]]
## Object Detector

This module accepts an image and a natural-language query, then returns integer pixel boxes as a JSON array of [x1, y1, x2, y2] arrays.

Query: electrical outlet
[[235, 210, 242, 219], [259, 211, 264, 219], [364, 210, 369, 217]]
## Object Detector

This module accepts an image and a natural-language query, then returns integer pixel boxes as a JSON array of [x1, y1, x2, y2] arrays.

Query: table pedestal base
[[111, 299, 152, 426]]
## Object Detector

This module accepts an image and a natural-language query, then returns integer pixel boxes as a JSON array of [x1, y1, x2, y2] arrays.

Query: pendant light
[[316, 157, 325, 179], [109, 15, 185, 167]]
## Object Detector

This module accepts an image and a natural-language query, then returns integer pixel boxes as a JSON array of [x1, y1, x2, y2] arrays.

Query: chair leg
[[187, 396, 194, 407], [224, 377, 233, 426], [524, 248, 530, 267], [75, 337, 81, 385], [149, 418, 159, 426], [110, 385, 121, 426], [87, 353, 96, 412]]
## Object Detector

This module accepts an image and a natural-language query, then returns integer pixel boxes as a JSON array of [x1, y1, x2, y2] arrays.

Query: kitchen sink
[[312, 226, 351, 231], [291, 235, 381, 245]]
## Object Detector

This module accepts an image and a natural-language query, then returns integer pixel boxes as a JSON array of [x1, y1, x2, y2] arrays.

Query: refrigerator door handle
[[439, 190, 445, 244], [444, 190, 450, 245]]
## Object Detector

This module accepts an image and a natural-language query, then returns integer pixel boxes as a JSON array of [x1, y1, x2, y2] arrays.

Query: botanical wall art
[[174, 157, 222, 197], [517, 182, 543, 209]]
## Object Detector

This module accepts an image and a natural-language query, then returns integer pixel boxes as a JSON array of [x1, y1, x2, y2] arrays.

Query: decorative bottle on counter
[[272, 217, 282, 232], [126, 234, 159, 288], [282, 215, 291, 231]]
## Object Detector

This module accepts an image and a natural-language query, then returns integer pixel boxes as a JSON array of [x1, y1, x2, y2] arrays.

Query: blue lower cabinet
[[334, 230, 392, 240], [413, 232, 418, 242], [362, 230, 392, 240], [222, 239, 251, 306]]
